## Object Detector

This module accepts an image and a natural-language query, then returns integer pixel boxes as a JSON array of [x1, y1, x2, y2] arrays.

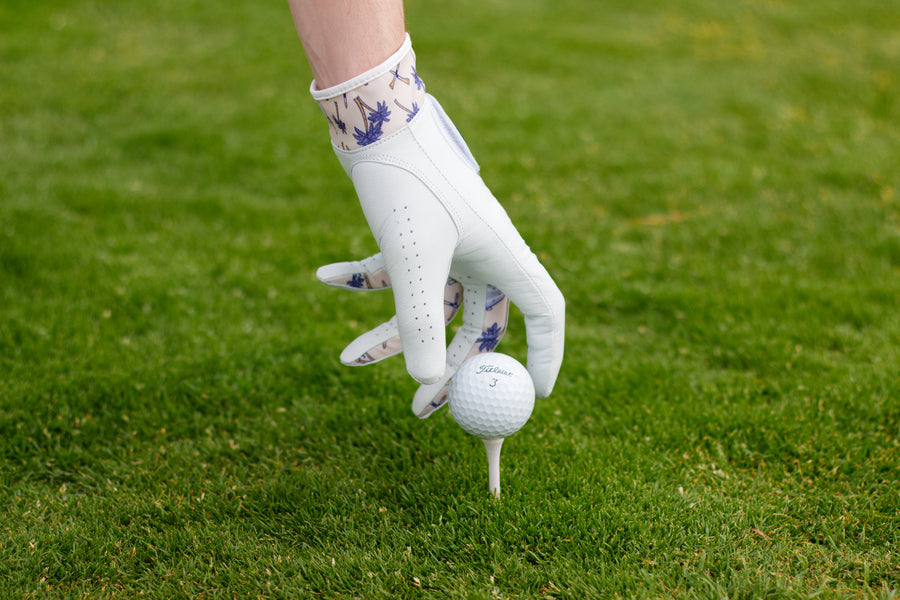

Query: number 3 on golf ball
[[448, 352, 536, 440]]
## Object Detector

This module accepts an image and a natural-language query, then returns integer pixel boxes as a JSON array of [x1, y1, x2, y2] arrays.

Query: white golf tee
[[483, 438, 504, 499]]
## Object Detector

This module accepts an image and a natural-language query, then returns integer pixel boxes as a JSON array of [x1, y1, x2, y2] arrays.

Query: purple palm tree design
[[394, 99, 420, 123], [353, 121, 383, 146], [347, 273, 366, 288], [406, 102, 419, 123], [368, 101, 391, 126], [329, 101, 348, 134], [411, 66, 425, 91], [355, 352, 376, 365], [476, 323, 503, 352], [351, 96, 388, 146]]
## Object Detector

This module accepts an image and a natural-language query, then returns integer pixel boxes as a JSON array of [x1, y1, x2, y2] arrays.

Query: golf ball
[[449, 352, 535, 439]]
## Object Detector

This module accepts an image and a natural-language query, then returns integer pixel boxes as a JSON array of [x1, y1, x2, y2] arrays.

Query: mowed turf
[[1, 0, 899, 598]]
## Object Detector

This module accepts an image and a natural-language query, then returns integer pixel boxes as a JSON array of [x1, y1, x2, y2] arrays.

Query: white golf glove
[[318, 94, 565, 417]]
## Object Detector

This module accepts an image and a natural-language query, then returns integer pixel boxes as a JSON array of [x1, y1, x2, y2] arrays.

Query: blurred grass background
[[1, 0, 899, 598]]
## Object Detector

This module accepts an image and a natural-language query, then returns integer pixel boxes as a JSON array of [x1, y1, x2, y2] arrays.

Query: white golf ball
[[448, 352, 535, 440]]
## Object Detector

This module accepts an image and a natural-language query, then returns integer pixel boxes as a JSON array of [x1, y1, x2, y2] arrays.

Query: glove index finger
[[384, 240, 454, 384], [316, 253, 391, 290]]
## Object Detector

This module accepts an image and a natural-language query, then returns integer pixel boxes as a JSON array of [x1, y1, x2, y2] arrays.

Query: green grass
[[2, 0, 899, 597]]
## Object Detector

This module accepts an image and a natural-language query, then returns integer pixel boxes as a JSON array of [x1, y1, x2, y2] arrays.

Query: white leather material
[[333, 94, 565, 399]]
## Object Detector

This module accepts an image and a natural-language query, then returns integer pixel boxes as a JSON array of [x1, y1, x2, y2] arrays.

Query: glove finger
[[339, 316, 402, 366], [411, 281, 510, 418], [493, 251, 564, 398], [355, 166, 459, 384], [316, 253, 391, 290], [456, 218, 565, 398], [384, 238, 455, 384], [338, 278, 465, 367]]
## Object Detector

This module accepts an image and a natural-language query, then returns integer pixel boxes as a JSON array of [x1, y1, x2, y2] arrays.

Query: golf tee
[[483, 438, 504, 499]]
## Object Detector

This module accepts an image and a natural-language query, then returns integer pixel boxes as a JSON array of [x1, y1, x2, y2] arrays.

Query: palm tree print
[[315, 48, 425, 148], [367, 101, 392, 126], [351, 97, 392, 146], [329, 101, 347, 134], [411, 66, 425, 91], [476, 323, 503, 352], [347, 273, 366, 288], [394, 99, 420, 123]]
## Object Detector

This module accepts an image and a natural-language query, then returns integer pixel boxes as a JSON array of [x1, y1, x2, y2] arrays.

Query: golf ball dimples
[[449, 352, 535, 439]]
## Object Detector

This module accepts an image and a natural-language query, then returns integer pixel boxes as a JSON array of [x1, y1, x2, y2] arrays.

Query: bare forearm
[[288, 0, 406, 89]]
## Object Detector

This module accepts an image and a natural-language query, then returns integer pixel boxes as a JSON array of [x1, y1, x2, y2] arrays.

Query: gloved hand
[[321, 94, 565, 417]]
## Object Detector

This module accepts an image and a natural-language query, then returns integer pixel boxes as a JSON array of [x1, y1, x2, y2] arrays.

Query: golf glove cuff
[[311, 34, 425, 151]]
